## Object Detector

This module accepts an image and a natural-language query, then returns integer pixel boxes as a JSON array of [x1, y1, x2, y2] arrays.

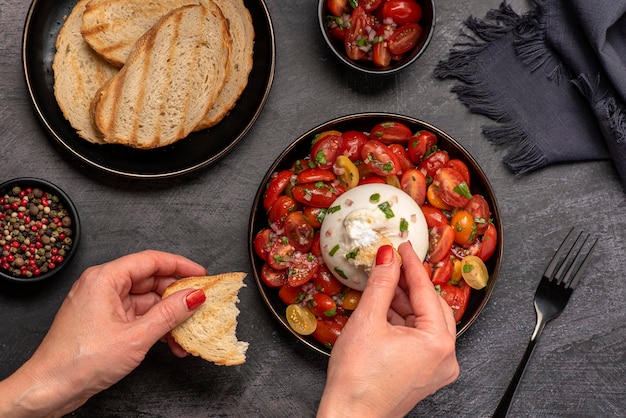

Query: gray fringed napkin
[[435, 0, 626, 192]]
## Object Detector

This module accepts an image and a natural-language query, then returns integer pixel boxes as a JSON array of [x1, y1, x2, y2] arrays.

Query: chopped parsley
[[345, 249, 359, 260], [334, 267, 347, 280], [453, 182, 472, 199], [400, 218, 408, 232], [370, 193, 380, 203]]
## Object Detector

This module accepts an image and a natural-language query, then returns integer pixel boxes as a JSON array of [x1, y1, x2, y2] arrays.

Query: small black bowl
[[318, 0, 435, 75], [0, 178, 81, 284]]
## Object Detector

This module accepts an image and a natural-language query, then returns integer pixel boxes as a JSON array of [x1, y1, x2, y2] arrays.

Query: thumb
[[354, 245, 401, 321], [135, 288, 206, 346]]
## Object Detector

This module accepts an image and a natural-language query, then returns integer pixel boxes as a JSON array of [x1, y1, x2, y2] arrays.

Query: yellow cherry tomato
[[334, 155, 359, 189], [451, 210, 477, 245], [312, 130, 343, 146], [451, 256, 463, 285], [461, 255, 489, 289], [385, 174, 401, 189], [427, 183, 453, 210], [342, 289, 362, 310], [286, 304, 317, 335]]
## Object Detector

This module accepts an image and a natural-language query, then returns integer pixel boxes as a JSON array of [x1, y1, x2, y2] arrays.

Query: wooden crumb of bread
[[162, 273, 248, 366], [52, 0, 118, 144], [91, 4, 231, 149]]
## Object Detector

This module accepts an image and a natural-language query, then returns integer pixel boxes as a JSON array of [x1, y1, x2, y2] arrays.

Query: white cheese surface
[[320, 184, 429, 290]]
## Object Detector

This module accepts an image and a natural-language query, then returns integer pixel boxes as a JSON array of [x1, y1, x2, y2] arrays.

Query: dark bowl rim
[[0, 177, 81, 284], [248, 112, 503, 357], [317, 0, 436, 75]]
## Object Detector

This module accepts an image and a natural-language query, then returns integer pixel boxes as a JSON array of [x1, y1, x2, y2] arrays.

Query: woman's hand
[[317, 242, 460, 418], [0, 250, 207, 417]]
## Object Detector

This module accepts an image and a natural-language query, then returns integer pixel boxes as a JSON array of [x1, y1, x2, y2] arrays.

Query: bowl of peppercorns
[[0, 178, 80, 283]]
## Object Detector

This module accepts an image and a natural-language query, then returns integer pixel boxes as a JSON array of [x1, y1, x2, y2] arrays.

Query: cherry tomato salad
[[325, 0, 425, 68], [253, 120, 498, 350]]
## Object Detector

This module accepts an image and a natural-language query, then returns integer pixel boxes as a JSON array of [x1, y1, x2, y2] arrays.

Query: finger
[[354, 245, 401, 322], [439, 297, 458, 338], [166, 334, 189, 358], [389, 285, 413, 318], [132, 288, 205, 347], [398, 242, 450, 328]]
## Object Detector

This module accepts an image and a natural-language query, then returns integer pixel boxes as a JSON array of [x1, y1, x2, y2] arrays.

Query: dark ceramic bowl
[[0, 178, 81, 284], [318, 0, 435, 75], [248, 113, 503, 356]]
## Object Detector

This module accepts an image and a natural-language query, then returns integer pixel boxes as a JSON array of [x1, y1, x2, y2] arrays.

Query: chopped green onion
[[378, 201, 395, 218], [335, 267, 347, 280], [345, 249, 359, 260], [329, 244, 340, 256], [328, 205, 341, 214], [400, 218, 408, 232]]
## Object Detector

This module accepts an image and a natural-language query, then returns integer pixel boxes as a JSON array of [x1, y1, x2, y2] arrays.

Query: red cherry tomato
[[308, 292, 338, 317], [303, 206, 326, 229], [388, 23, 422, 55], [370, 121, 413, 144], [408, 130, 437, 163], [284, 212, 314, 252], [447, 159, 471, 186], [263, 170, 293, 211], [340, 130, 369, 161], [432, 167, 471, 208], [361, 139, 401, 177], [388, 144, 413, 172], [261, 263, 288, 287], [312, 264, 345, 295], [431, 255, 453, 285], [400, 168, 427, 205], [358, 176, 386, 185], [312, 316, 346, 348], [420, 205, 449, 228], [477, 222, 497, 261], [296, 168, 337, 184], [345, 7, 368, 61], [439, 281, 471, 323], [278, 284, 303, 305], [327, 0, 350, 16], [292, 182, 344, 208], [253, 228, 275, 261], [419, 149, 449, 179], [267, 239, 295, 270], [428, 224, 454, 264], [464, 194, 491, 233], [310, 134, 343, 170], [372, 25, 392, 68], [381, 0, 422, 24], [311, 231, 322, 256], [288, 252, 319, 286], [359, 0, 384, 12], [268, 195, 296, 228]]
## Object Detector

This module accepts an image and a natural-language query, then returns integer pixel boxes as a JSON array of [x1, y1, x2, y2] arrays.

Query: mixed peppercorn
[[1, 185, 74, 278]]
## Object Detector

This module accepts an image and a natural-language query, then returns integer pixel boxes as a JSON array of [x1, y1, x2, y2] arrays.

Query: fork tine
[[543, 228, 579, 280], [568, 237, 598, 289], [555, 232, 587, 285]]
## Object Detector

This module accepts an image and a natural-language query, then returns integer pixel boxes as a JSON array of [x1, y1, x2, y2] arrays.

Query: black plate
[[22, 0, 275, 178], [248, 113, 503, 356]]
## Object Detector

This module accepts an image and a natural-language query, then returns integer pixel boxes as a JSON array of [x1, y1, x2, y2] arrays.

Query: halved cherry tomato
[[450, 210, 477, 246], [303, 206, 326, 229], [261, 263, 288, 287], [278, 284, 303, 305], [419, 150, 449, 179], [432, 167, 472, 208], [292, 182, 344, 208], [370, 121, 413, 144], [447, 159, 471, 187], [388, 23, 422, 55], [361, 140, 401, 177], [268, 238, 294, 270], [312, 264, 344, 295], [359, 0, 384, 12], [311, 231, 322, 256], [400, 168, 427, 205], [268, 195, 296, 228], [381, 0, 422, 24], [334, 155, 359, 189], [253, 228, 275, 261], [342, 288, 362, 310], [288, 252, 319, 286], [311, 134, 343, 170], [291, 158, 315, 174], [309, 292, 337, 317], [439, 281, 470, 323], [408, 130, 437, 163], [286, 304, 317, 335], [388, 144, 414, 172], [340, 130, 369, 161], [372, 26, 392, 68], [296, 168, 336, 184], [284, 212, 314, 252], [359, 176, 386, 185], [464, 194, 491, 233], [428, 224, 454, 264], [420, 205, 449, 228], [431, 255, 453, 285], [477, 222, 497, 261], [312, 317, 346, 348], [461, 255, 489, 289], [427, 183, 453, 210], [327, 0, 350, 16], [263, 170, 293, 211], [345, 7, 368, 61]]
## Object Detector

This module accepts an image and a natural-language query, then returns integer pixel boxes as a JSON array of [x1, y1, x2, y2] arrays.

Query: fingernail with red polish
[[185, 289, 206, 310], [375, 245, 394, 266]]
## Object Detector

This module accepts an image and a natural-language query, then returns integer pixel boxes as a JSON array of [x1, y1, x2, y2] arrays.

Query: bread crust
[[162, 273, 248, 366]]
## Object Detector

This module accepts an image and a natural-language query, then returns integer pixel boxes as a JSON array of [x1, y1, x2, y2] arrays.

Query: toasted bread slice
[[81, 0, 200, 68], [194, 0, 255, 130], [52, 0, 118, 144], [92, 4, 231, 149], [162, 273, 248, 366]]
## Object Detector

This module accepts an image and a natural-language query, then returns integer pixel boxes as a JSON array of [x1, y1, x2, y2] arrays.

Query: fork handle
[[492, 335, 541, 418]]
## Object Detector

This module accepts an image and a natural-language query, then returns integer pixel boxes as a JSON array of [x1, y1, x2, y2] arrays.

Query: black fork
[[492, 229, 598, 418]]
